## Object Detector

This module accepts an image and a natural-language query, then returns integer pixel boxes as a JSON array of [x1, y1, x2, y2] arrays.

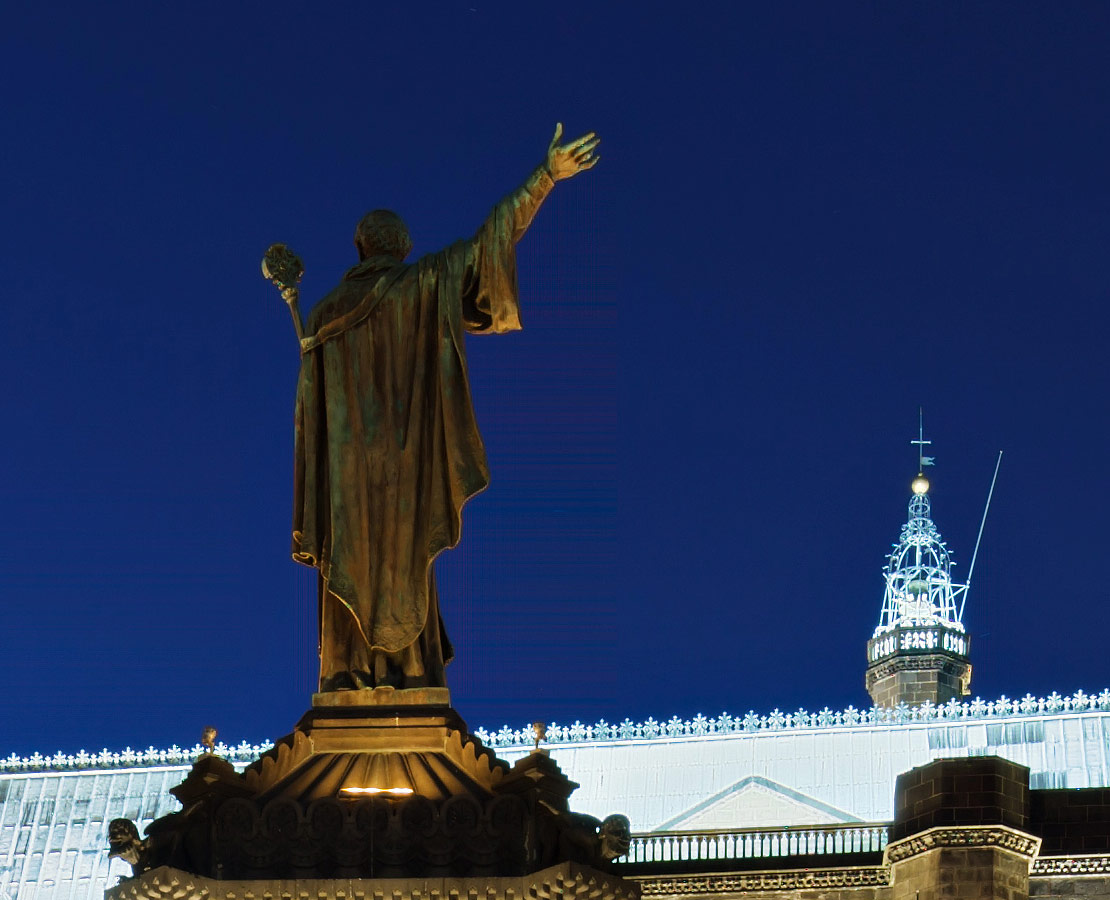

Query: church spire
[[865, 416, 972, 709]]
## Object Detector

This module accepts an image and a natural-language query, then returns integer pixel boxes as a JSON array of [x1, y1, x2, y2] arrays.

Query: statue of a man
[[292, 125, 599, 692]]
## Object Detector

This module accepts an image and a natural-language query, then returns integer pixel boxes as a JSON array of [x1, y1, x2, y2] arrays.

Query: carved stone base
[[242, 704, 505, 803], [106, 862, 640, 900], [112, 704, 630, 881]]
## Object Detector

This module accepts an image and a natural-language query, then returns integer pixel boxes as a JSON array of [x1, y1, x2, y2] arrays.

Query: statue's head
[[354, 209, 412, 262], [598, 814, 631, 860], [108, 818, 142, 863]]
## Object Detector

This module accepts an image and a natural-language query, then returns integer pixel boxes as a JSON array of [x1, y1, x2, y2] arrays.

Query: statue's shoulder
[[306, 258, 408, 332], [306, 283, 355, 333]]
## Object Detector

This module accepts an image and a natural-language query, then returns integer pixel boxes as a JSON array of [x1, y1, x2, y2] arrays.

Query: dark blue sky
[[1, 3, 1107, 756]]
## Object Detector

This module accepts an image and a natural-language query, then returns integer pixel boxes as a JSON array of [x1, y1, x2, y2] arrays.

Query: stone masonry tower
[[866, 424, 972, 708]]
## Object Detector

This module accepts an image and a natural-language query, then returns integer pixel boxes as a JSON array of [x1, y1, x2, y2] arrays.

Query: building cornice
[[1031, 855, 1110, 876], [633, 866, 890, 896], [884, 826, 1041, 864], [865, 653, 970, 680]]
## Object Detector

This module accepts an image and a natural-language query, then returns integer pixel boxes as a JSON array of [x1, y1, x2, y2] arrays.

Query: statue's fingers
[[567, 131, 598, 150], [574, 139, 600, 160], [549, 122, 564, 151], [579, 155, 600, 170]]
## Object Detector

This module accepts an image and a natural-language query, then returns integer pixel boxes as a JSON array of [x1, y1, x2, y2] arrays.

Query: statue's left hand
[[546, 123, 600, 181]]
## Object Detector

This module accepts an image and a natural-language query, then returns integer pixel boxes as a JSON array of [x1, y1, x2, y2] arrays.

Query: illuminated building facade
[[3, 693, 1110, 900], [3, 440, 1107, 900]]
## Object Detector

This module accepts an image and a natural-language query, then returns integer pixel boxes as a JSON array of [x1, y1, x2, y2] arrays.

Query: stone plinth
[[312, 687, 452, 708], [106, 862, 639, 900], [241, 704, 504, 804], [111, 702, 631, 883]]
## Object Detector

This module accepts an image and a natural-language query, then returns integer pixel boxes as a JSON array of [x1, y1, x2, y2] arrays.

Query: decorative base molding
[[865, 654, 969, 681], [884, 826, 1041, 864], [633, 866, 890, 896], [106, 862, 639, 900], [1031, 855, 1110, 876]]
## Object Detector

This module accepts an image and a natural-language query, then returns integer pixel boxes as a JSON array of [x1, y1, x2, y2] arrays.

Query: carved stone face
[[108, 818, 139, 844], [598, 814, 631, 859], [354, 210, 413, 262], [107, 818, 143, 865]]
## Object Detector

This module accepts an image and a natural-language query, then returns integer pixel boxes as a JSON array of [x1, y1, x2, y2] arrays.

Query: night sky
[[2, 3, 1108, 757]]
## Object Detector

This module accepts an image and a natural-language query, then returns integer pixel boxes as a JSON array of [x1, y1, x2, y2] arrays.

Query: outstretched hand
[[546, 123, 600, 181]]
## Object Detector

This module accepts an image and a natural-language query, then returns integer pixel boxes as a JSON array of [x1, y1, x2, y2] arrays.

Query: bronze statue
[[270, 125, 599, 692]]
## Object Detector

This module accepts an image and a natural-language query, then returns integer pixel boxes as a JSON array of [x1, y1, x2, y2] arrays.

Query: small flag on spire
[[921, 456, 936, 467]]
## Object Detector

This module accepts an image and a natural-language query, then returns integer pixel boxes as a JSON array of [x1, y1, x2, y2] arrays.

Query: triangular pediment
[[657, 775, 861, 830]]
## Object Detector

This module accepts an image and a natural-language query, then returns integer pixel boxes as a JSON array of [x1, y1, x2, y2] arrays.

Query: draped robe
[[292, 167, 554, 688]]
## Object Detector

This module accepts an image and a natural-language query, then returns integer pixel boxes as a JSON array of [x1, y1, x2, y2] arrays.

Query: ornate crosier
[[261, 243, 306, 343]]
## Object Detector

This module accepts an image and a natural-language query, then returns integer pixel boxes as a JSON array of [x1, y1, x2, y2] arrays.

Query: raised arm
[[459, 125, 600, 334], [505, 124, 601, 242]]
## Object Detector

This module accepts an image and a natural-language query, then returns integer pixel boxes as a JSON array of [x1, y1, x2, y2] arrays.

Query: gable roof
[[655, 774, 863, 830]]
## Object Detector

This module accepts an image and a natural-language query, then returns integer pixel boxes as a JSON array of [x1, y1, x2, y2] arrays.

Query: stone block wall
[[1032, 789, 1110, 855], [888, 844, 1032, 900], [891, 756, 1029, 841], [1030, 874, 1110, 900]]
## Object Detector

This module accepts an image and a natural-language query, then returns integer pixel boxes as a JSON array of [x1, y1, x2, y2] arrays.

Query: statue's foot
[[320, 672, 357, 692], [359, 667, 406, 689], [350, 670, 399, 690]]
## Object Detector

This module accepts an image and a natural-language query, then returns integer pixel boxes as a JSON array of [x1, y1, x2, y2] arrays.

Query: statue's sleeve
[[460, 166, 554, 334]]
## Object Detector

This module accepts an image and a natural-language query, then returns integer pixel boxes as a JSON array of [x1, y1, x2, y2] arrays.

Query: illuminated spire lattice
[[874, 484, 966, 635], [865, 419, 971, 687]]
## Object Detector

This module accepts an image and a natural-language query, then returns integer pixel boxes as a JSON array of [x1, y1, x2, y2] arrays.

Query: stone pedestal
[[107, 696, 633, 891], [242, 701, 505, 804]]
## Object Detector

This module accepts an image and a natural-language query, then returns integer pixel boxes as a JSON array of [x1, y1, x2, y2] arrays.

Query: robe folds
[[292, 167, 553, 680]]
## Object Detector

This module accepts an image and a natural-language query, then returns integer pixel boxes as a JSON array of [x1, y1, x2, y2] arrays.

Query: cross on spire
[[911, 408, 936, 473]]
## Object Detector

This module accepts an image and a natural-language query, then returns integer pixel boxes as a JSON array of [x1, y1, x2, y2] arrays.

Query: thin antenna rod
[[960, 450, 1003, 621]]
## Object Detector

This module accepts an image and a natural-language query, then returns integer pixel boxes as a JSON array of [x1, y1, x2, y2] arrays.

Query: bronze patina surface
[[279, 126, 599, 693]]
